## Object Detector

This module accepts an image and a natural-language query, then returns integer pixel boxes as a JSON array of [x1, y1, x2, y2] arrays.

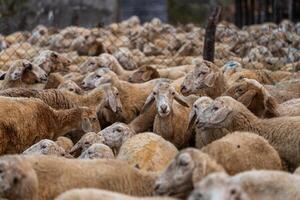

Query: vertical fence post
[[203, 6, 221, 63], [235, 0, 242, 28]]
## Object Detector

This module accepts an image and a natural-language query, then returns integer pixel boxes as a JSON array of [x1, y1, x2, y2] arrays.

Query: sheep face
[[82, 68, 114, 89], [188, 173, 249, 200], [79, 57, 102, 73], [129, 65, 159, 83], [188, 96, 213, 131], [70, 132, 104, 157], [23, 139, 65, 156], [58, 80, 83, 95], [100, 122, 134, 151], [79, 143, 114, 160], [181, 60, 219, 96], [154, 150, 196, 198], [80, 107, 101, 133], [113, 47, 138, 70], [9, 60, 48, 84], [102, 84, 123, 113], [143, 82, 189, 117], [0, 157, 38, 200], [198, 97, 237, 129]]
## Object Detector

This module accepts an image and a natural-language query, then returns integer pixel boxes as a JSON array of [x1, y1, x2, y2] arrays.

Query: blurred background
[[1, 0, 300, 34]]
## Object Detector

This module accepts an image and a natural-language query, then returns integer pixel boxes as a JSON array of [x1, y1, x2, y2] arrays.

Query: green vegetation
[[0, 0, 27, 18]]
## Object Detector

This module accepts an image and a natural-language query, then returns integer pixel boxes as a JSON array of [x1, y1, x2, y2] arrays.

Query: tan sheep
[[23, 139, 72, 158], [78, 143, 114, 159], [142, 81, 196, 148], [0, 60, 48, 90], [154, 148, 224, 199], [224, 78, 300, 117], [55, 189, 178, 200], [117, 132, 178, 172], [189, 171, 300, 200], [55, 136, 74, 152], [0, 97, 99, 154], [0, 155, 157, 200], [43, 73, 64, 89], [113, 47, 138, 70], [201, 132, 282, 175], [58, 80, 83, 95], [188, 96, 228, 148], [198, 96, 300, 171]]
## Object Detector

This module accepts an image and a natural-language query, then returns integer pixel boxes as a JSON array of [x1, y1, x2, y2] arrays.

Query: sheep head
[[197, 96, 250, 129], [142, 81, 189, 118], [188, 96, 213, 131], [129, 65, 160, 83], [79, 57, 102, 73], [0, 156, 38, 200], [82, 68, 118, 90], [188, 172, 250, 200], [113, 47, 137, 70], [69, 132, 104, 157], [180, 60, 220, 96], [23, 139, 71, 158], [100, 122, 135, 152], [58, 80, 83, 95], [80, 107, 101, 133], [7, 60, 48, 84], [154, 148, 224, 199], [79, 143, 114, 160]]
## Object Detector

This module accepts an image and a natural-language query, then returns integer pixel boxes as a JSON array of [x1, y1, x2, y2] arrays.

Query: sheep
[[0, 155, 158, 200], [180, 59, 226, 98], [0, 96, 99, 154], [198, 96, 300, 171], [188, 96, 229, 148], [32, 50, 71, 74], [23, 139, 72, 158], [44, 73, 64, 89], [58, 80, 83, 95], [154, 148, 224, 199], [201, 132, 282, 175], [188, 172, 250, 200], [55, 189, 178, 200], [129, 65, 194, 83], [69, 132, 105, 157], [189, 171, 300, 200], [115, 132, 178, 172], [55, 136, 74, 152], [78, 143, 115, 159], [0, 60, 48, 90], [224, 78, 300, 117], [96, 84, 124, 128], [82, 68, 160, 122], [141, 81, 195, 148]]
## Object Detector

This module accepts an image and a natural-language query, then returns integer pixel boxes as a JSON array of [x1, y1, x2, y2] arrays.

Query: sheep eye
[[41, 145, 47, 149], [194, 105, 197, 109], [235, 88, 243, 93], [69, 88, 74, 91], [115, 92, 119, 96], [195, 192, 203, 199], [90, 62, 95, 65], [96, 75, 101, 78], [230, 188, 237, 195], [153, 92, 157, 95], [171, 91, 175, 95], [212, 106, 219, 112], [116, 128, 122, 132], [84, 141, 90, 145], [179, 159, 189, 166], [51, 53, 58, 58]]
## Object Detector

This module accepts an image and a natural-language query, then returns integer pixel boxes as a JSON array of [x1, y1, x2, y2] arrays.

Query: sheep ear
[[237, 89, 257, 107], [81, 118, 92, 133], [204, 73, 217, 88], [192, 160, 207, 185], [106, 89, 117, 113], [0, 72, 6, 80], [174, 92, 190, 107], [141, 93, 155, 113], [187, 109, 197, 131], [69, 143, 82, 157]]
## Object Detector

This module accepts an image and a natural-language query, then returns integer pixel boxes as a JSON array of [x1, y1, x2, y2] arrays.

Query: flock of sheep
[[0, 15, 300, 200]]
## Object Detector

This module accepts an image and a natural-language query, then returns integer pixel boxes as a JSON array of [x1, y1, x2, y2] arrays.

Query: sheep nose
[[180, 85, 187, 93], [154, 182, 162, 192], [160, 104, 167, 112]]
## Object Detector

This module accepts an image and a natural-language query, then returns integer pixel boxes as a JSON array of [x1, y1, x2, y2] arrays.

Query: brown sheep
[[55, 136, 74, 152], [201, 132, 282, 175], [0, 155, 157, 200], [190, 171, 300, 200], [154, 148, 224, 199], [142, 81, 195, 148], [198, 96, 300, 171], [224, 78, 300, 117], [58, 80, 83, 95], [0, 97, 99, 154], [43, 73, 64, 89], [0, 60, 48, 90], [55, 189, 178, 200]]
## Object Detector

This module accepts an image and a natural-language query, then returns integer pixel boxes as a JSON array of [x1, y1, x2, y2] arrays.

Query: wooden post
[[250, 0, 255, 24], [235, 0, 242, 28], [203, 6, 222, 63]]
